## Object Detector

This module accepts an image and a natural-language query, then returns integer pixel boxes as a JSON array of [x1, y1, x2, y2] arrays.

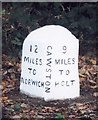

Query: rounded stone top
[[24, 25, 78, 44]]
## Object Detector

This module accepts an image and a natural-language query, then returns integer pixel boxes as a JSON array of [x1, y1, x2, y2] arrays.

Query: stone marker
[[20, 25, 80, 101]]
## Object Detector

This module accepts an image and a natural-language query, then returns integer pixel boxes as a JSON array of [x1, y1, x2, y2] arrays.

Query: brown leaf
[[6, 99, 14, 105], [93, 92, 98, 97], [2, 96, 8, 102], [90, 59, 96, 65], [22, 108, 30, 113], [0, 85, 3, 90], [21, 103, 28, 108], [76, 103, 87, 110], [11, 115, 21, 119], [79, 68, 86, 75]]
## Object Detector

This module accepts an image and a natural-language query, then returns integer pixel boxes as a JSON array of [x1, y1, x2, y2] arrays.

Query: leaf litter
[[1, 54, 98, 119]]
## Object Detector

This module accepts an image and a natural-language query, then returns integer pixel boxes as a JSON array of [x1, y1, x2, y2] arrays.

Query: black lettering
[[62, 46, 67, 54], [64, 59, 67, 65], [46, 68, 52, 72], [30, 45, 32, 52], [68, 58, 71, 64], [24, 56, 29, 62], [45, 87, 50, 93], [72, 58, 75, 64], [41, 82, 44, 87], [55, 59, 60, 64], [20, 78, 46, 88], [38, 81, 40, 87], [32, 81, 36, 85], [20, 77, 24, 83], [66, 70, 70, 75], [66, 81, 69, 86], [47, 46, 52, 56], [31, 59, 34, 64], [61, 81, 65, 86], [55, 58, 76, 65], [47, 46, 52, 50], [24, 57, 42, 65], [55, 81, 59, 87], [25, 79, 27, 84], [46, 74, 51, 79], [59, 70, 63, 75], [45, 81, 51, 86], [70, 80, 75, 85], [28, 79, 31, 85], [33, 69, 36, 75], [28, 68, 36, 75], [36, 58, 38, 65], [47, 58, 52, 67], [28, 68, 32, 74], [61, 59, 63, 64], [47, 51, 52, 56], [34, 45, 38, 53], [39, 59, 42, 65], [29, 58, 32, 63]]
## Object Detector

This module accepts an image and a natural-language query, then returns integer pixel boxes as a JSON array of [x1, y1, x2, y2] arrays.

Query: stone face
[[20, 25, 80, 101]]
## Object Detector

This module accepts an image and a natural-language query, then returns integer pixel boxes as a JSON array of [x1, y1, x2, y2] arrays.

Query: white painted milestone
[[20, 25, 80, 101]]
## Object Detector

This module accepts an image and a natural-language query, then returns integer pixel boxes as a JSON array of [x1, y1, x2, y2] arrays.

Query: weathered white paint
[[20, 25, 80, 101]]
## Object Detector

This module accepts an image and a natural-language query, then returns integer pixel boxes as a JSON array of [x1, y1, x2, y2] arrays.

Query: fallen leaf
[[22, 108, 30, 113], [76, 103, 87, 110], [6, 99, 14, 105], [11, 115, 21, 119], [90, 59, 96, 65], [93, 92, 98, 97], [21, 103, 28, 108], [2, 96, 8, 101], [0, 85, 3, 90]]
